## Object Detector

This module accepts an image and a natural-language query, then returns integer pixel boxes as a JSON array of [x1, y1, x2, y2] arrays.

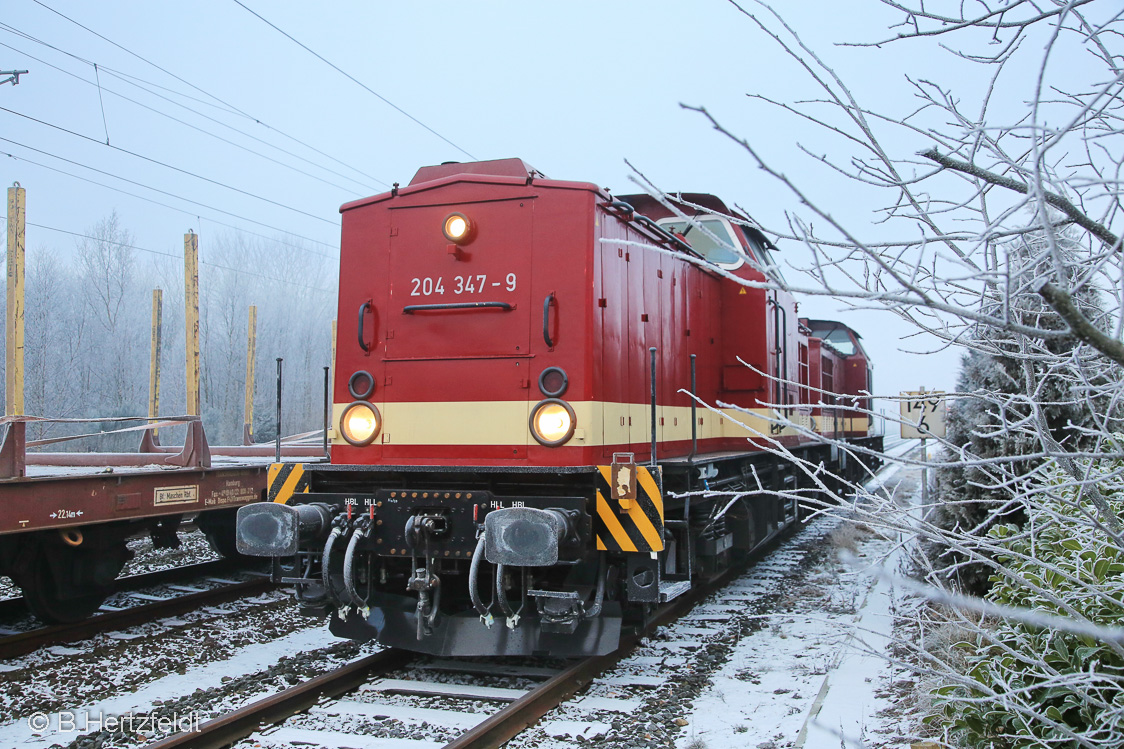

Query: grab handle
[[542, 292, 556, 348], [358, 300, 372, 353], [403, 302, 513, 314]]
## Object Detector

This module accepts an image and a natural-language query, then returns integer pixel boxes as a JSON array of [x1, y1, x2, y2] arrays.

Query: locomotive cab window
[[741, 226, 785, 283], [658, 216, 744, 268]]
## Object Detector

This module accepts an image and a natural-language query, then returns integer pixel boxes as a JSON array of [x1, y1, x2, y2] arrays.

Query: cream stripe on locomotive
[[593, 465, 664, 553], [268, 463, 310, 504], [331, 401, 872, 447]]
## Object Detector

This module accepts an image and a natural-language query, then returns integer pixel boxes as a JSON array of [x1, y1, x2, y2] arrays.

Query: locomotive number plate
[[409, 273, 518, 297]]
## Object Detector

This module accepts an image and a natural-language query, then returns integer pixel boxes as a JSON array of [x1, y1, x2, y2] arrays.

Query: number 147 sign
[[900, 389, 946, 439]]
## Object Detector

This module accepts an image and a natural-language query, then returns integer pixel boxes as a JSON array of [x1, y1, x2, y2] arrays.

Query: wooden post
[[6, 183, 25, 416], [243, 305, 257, 444], [184, 232, 200, 416], [149, 289, 163, 434]]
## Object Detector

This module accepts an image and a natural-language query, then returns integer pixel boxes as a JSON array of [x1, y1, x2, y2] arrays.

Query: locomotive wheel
[[22, 545, 117, 624]]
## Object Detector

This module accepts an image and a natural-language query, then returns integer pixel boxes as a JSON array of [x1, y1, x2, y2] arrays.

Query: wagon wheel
[[21, 545, 113, 624], [196, 508, 246, 560]]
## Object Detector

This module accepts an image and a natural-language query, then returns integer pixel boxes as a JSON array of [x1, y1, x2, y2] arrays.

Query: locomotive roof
[[801, 318, 870, 359], [617, 192, 737, 220], [340, 158, 603, 214], [616, 193, 777, 252], [408, 158, 542, 185]]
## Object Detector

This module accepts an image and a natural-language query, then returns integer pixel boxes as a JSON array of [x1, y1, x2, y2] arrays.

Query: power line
[[27, 222, 335, 294], [32, 0, 251, 117], [20, 4, 387, 186], [0, 138, 339, 255], [0, 37, 375, 194], [0, 105, 338, 226], [0, 30, 386, 192], [99, 68, 388, 191], [231, 0, 477, 160], [0, 20, 239, 117]]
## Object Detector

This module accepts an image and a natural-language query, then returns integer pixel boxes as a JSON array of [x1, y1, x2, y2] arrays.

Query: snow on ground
[[0, 624, 331, 748], [0, 459, 927, 749], [676, 472, 922, 749], [0, 589, 378, 748]]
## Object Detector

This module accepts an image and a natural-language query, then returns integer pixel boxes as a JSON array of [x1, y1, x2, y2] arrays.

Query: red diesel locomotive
[[237, 158, 882, 656]]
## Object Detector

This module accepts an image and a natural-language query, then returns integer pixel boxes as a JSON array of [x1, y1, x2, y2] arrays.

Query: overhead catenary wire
[[26, 222, 335, 294], [31, 0, 244, 117], [16, 4, 386, 186], [0, 105, 338, 226], [0, 34, 387, 193], [0, 139, 339, 255], [230, 0, 478, 161], [0, 20, 238, 116], [0, 38, 373, 195]]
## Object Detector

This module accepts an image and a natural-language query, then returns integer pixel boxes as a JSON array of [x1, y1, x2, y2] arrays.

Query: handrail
[[403, 302, 513, 314], [601, 200, 701, 258], [358, 300, 372, 353], [542, 292, 556, 347]]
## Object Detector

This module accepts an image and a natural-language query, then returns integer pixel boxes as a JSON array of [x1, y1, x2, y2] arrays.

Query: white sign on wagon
[[900, 389, 946, 439]]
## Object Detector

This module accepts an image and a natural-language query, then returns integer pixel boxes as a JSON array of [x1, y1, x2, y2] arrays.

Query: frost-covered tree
[[931, 228, 1112, 594], [11, 216, 335, 450], [23, 249, 84, 436], [634, 1, 1124, 744], [73, 212, 148, 449]]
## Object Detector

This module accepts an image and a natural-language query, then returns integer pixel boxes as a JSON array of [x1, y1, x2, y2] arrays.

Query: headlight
[[538, 367, 568, 397], [348, 370, 375, 400], [340, 401, 381, 446], [529, 398, 576, 447], [442, 212, 475, 244]]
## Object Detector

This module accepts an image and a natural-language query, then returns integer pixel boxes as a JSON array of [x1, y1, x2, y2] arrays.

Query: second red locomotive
[[237, 158, 881, 656]]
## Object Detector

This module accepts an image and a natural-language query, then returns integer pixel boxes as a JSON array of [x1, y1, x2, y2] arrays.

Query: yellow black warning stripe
[[268, 463, 310, 504], [594, 465, 664, 552]]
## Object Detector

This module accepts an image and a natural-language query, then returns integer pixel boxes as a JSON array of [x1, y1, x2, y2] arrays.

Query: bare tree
[[13, 216, 335, 451], [197, 231, 335, 445], [635, 1, 1124, 745], [75, 211, 146, 424], [24, 249, 85, 437]]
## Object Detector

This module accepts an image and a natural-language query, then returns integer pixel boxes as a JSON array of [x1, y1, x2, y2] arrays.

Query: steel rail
[[442, 565, 742, 749], [146, 529, 786, 749], [145, 648, 414, 749], [0, 576, 273, 660]]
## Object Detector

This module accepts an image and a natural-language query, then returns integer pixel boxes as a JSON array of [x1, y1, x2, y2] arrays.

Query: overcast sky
[[3, 0, 1074, 428]]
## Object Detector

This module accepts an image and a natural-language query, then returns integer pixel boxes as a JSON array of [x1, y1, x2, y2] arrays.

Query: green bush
[[929, 458, 1124, 748]]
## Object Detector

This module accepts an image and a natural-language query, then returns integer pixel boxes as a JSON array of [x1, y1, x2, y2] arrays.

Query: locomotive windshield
[[810, 326, 856, 355], [659, 217, 744, 266]]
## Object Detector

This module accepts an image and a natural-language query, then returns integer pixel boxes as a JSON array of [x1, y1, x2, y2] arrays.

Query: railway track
[[136, 451, 907, 749], [146, 552, 749, 749], [0, 558, 248, 620], [0, 566, 274, 660]]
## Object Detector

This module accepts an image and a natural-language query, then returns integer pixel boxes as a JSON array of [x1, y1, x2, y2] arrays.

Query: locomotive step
[[659, 580, 692, 602]]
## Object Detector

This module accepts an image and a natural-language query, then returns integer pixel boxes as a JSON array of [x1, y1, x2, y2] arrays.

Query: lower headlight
[[340, 401, 381, 446], [529, 398, 576, 447]]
